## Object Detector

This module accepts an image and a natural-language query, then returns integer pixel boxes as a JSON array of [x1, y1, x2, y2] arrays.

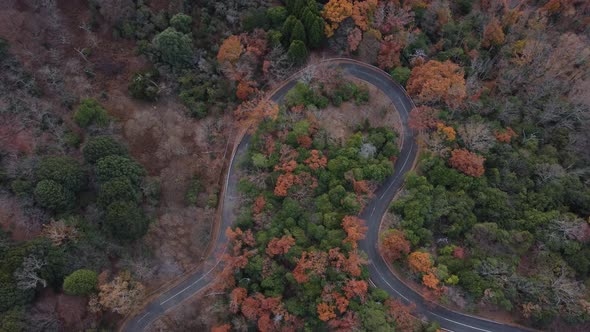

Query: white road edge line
[[371, 262, 410, 302], [428, 311, 493, 332], [379, 143, 414, 201], [136, 312, 150, 324]]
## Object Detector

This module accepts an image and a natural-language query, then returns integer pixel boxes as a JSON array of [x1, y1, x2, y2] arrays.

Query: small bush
[[73, 99, 109, 128], [63, 131, 81, 148], [207, 188, 219, 208], [63, 269, 98, 296], [185, 176, 202, 206], [354, 85, 369, 105], [391, 67, 411, 87]]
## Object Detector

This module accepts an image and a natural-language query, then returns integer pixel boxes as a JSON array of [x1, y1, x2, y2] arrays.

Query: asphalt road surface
[[122, 59, 528, 332]]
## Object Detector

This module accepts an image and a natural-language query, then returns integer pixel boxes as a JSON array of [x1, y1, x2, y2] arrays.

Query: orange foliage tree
[[275, 160, 298, 172], [407, 251, 432, 273], [226, 227, 256, 255], [342, 279, 368, 301], [328, 311, 360, 330], [482, 17, 505, 48], [253, 195, 266, 214], [352, 179, 370, 195], [406, 60, 466, 108], [352, 0, 379, 31], [381, 230, 410, 262], [229, 287, 248, 313], [343, 251, 366, 277], [211, 323, 231, 332], [236, 80, 256, 101], [297, 135, 313, 148], [266, 235, 296, 257], [335, 293, 350, 313], [448, 149, 486, 177], [385, 299, 418, 332], [217, 35, 243, 64], [304, 150, 328, 170], [317, 302, 337, 321], [235, 98, 279, 131], [377, 35, 404, 70], [342, 216, 368, 249], [495, 127, 517, 143], [436, 122, 456, 141], [422, 272, 440, 290], [239, 293, 286, 323], [274, 173, 298, 197], [293, 251, 329, 283], [322, 0, 354, 37]]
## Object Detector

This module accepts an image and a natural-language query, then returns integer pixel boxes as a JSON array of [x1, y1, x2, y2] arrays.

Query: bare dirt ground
[[0, 0, 230, 290], [314, 75, 402, 146]]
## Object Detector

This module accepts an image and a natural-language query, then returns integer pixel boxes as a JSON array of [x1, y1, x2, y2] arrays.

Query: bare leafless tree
[[457, 121, 495, 153], [14, 255, 47, 290]]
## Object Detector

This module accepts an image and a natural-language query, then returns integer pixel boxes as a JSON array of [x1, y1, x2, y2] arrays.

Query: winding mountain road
[[122, 59, 529, 332]]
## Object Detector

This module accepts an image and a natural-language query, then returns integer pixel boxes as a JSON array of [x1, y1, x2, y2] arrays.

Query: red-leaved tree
[[448, 149, 485, 177], [266, 235, 296, 257], [381, 230, 410, 262], [406, 60, 466, 108], [342, 216, 368, 249]]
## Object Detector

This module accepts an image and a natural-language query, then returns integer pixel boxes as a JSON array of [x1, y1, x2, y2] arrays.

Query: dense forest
[[0, 0, 588, 331]]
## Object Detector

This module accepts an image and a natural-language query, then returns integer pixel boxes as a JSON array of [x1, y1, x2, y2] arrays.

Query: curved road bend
[[123, 60, 528, 332]]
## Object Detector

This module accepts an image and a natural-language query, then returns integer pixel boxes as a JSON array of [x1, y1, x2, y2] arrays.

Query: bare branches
[[14, 255, 47, 290]]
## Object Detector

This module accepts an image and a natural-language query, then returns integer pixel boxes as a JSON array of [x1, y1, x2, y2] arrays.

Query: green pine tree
[[287, 40, 308, 66], [307, 17, 325, 49], [282, 15, 299, 44], [291, 20, 307, 45]]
